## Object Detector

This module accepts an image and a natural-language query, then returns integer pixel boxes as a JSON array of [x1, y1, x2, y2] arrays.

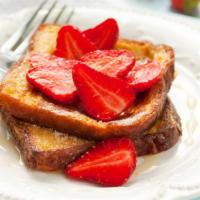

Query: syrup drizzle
[[0, 114, 21, 164], [184, 96, 198, 146], [135, 154, 160, 175]]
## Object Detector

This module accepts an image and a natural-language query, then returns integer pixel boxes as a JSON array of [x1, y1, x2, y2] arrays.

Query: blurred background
[[0, 0, 199, 16], [0, 0, 199, 28]]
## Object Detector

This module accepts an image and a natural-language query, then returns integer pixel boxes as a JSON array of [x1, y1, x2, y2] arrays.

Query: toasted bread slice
[[0, 24, 174, 139], [2, 98, 181, 171]]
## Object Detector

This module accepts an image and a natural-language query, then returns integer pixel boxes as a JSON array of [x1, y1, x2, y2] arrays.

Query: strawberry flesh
[[127, 61, 161, 92], [66, 137, 137, 186], [80, 50, 135, 78], [54, 25, 97, 59], [83, 18, 119, 50], [27, 53, 79, 104], [72, 63, 135, 121]]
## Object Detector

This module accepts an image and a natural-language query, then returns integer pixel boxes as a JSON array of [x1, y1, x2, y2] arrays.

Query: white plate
[[0, 6, 200, 200]]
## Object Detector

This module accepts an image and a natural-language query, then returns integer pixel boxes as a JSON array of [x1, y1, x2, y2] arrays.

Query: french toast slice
[[2, 98, 181, 171], [0, 24, 174, 140]]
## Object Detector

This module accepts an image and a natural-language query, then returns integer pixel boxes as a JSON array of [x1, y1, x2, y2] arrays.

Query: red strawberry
[[82, 18, 119, 50], [54, 25, 97, 59], [80, 50, 135, 78], [30, 53, 71, 68], [66, 137, 137, 186], [127, 61, 161, 92], [72, 63, 135, 121], [27, 53, 79, 104]]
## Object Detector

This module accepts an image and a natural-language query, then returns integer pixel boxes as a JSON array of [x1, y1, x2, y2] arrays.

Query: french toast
[[0, 24, 174, 139], [2, 98, 181, 171]]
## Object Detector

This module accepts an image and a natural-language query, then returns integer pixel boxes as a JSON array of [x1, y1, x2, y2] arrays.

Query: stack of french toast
[[0, 18, 181, 186]]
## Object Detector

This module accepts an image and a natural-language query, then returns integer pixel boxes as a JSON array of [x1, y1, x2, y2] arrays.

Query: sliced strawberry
[[54, 25, 97, 59], [27, 54, 79, 104], [72, 63, 135, 121], [82, 18, 119, 50], [127, 61, 161, 92], [66, 137, 137, 186], [80, 50, 135, 78], [30, 53, 71, 68]]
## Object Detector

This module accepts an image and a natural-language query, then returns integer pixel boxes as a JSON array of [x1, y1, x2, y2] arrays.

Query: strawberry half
[[72, 63, 135, 121], [54, 25, 97, 59], [66, 137, 137, 186], [82, 18, 119, 50], [80, 50, 135, 78], [30, 53, 72, 68], [127, 61, 161, 92], [27, 53, 79, 104]]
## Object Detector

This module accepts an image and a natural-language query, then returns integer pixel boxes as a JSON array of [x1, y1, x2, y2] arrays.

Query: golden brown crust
[[133, 99, 181, 155], [2, 98, 181, 171], [2, 112, 94, 171], [0, 24, 174, 139]]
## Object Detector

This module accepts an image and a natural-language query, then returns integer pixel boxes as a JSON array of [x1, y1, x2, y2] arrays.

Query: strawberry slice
[[66, 137, 137, 186], [82, 18, 119, 50], [80, 50, 135, 78], [72, 63, 135, 121], [27, 54, 79, 104], [54, 25, 97, 59], [30, 53, 71, 68], [127, 61, 161, 92]]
